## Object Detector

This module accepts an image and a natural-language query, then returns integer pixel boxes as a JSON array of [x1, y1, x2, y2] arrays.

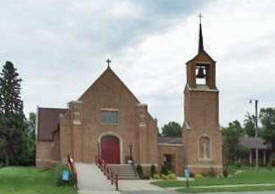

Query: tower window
[[195, 65, 207, 85]]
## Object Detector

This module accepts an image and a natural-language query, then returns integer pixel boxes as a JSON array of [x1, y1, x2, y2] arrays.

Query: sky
[[0, 0, 274, 128]]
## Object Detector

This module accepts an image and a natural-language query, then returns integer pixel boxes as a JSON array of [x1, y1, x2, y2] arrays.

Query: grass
[[177, 185, 275, 193], [152, 166, 275, 192], [0, 166, 77, 194]]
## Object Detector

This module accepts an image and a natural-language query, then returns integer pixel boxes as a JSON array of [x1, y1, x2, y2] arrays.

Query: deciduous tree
[[161, 121, 181, 137]]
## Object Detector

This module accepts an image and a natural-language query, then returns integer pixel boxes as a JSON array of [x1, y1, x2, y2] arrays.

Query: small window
[[101, 111, 118, 124]]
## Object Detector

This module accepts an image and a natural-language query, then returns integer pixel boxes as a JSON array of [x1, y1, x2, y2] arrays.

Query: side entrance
[[101, 135, 120, 164]]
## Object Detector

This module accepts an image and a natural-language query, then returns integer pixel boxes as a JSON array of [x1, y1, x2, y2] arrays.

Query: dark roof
[[239, 137, 270, 150], [198, 23, 204, 53], [157, 136, 182, 144], [38, 107, 67, 141]]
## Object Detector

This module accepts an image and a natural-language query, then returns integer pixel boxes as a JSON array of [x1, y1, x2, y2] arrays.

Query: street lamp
[[249, 99, 258, 170]]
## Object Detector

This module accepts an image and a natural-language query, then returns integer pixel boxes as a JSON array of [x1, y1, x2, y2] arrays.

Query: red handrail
[[67, 155, 78, 189], [95, 155, 118, 191]]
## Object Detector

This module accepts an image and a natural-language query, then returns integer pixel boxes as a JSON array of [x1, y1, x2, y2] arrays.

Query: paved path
[[75, 163, 177, 194], [75, 163, 120, 194]]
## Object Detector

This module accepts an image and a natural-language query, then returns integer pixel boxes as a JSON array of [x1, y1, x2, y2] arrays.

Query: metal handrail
[[95, 155, 118, 191]]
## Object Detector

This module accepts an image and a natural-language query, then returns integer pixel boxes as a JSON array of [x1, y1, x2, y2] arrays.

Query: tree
[[21, 113, 36, 165], [0, 61, 25, 165], [260, 107, 275, 163], [244, 113, 256, 137], [161, 121, 181, 137], [222, 120, 244, 163]]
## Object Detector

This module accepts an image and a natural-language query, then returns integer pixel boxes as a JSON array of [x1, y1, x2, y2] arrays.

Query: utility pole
[[250, 99, 259, 170]]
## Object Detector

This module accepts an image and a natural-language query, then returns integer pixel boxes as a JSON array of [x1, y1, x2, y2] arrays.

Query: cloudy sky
[[0, 0, 274, 127]]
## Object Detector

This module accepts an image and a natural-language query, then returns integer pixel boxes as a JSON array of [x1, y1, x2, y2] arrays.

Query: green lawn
[[152, 166, 275, 193], [177, 185, 275, 193], [0, 167, 77, 194]]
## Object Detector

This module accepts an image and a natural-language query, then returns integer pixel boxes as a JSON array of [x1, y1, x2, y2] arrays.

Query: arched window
[[199, 136, 211, 159]]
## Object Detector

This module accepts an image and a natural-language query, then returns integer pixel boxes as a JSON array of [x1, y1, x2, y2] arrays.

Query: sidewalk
[[75, 163, 177, 194], [75, 163, 120, 194]]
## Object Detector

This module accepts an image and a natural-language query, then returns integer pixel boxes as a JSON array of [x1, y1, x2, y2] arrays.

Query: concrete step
[[108, 164, 139, 180]]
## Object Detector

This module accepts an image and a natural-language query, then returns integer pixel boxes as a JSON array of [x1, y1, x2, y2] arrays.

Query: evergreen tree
[[0, 61, 25, 165], [21, 112, 36, 165]]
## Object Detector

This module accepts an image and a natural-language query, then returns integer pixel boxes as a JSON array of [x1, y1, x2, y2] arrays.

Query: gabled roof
[[79, 66, 140, 103], [157, 136, 182, 144], [239, 136, 271, 150], [186, 50, 215, 64], [37, 107, 67, 141]]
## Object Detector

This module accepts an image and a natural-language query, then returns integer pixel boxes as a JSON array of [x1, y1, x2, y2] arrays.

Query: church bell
[[196, 66, 206, 78]]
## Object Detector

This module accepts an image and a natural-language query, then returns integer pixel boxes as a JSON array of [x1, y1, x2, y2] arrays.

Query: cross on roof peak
[[198, 13, 203, 24], [106, 58, 111, 67]]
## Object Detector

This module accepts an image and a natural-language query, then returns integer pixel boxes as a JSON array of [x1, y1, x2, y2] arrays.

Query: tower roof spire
[[198, 13, 204, 53]]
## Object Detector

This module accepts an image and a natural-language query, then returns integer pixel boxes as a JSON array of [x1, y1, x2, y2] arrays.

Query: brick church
[[36, 22, 223, 176]]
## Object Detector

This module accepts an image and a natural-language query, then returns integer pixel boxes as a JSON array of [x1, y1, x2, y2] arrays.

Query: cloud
[[0, 0, 274, 128]]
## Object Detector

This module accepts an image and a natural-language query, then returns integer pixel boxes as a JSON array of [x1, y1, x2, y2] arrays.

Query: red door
[[101, 135, 120, 164]]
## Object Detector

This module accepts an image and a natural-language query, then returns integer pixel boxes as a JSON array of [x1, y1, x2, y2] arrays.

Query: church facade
[[36, 23, 223, 176]]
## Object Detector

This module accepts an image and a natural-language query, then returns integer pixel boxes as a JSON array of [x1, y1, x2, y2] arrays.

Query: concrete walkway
[[75, 163, 177, 194], [75, 163, 120, 194]]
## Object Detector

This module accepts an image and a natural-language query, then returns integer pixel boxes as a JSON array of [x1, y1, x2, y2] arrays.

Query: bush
[[236, 163, 241, 168], [150, 165, 156, 178], [223, 169, 229, 178], [195, 173, 203, 178], [160, 165, 168, 176], [55, 163, 74, 186], [167, 173, 177, 180], [153, 173, 161, 179], [136, 164, 144, 179], [207, 168, 217, 177], [267, 164, 273, 170]]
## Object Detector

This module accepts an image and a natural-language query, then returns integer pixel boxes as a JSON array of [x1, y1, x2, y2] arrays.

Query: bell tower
[[182, 16, 223, 174]]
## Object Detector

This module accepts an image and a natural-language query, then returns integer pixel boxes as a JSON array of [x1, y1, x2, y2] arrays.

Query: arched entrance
[[101, 135, 120, 164]]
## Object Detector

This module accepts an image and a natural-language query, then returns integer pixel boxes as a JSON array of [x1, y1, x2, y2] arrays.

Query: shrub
[[150, 165, 156, 178], [167, 173, 177, 180], [160, 165, 168, 176], [207, 168, 217, 177], [153, 173, 161, 179], [162, 175, 168, 180], [236, 163, 241, 168], [55, 163, 74, 186], [267, 164, 273, 170], [223, 169, 229, 178], [195, 173, 203, 178], [136, 164, 144, 179]]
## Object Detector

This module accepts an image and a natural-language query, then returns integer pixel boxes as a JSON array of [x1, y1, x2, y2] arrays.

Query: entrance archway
[[101, 135, 120, 164]]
